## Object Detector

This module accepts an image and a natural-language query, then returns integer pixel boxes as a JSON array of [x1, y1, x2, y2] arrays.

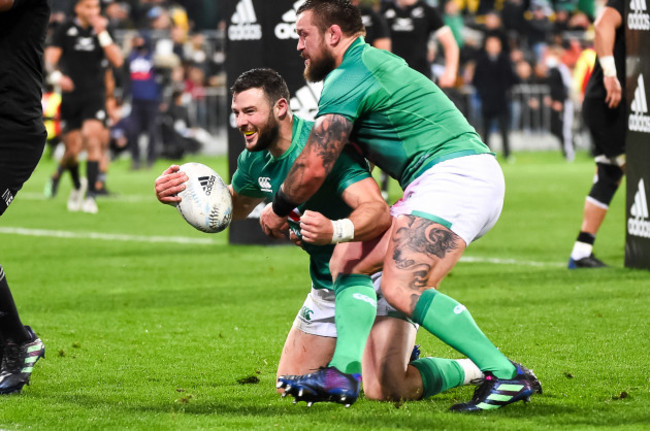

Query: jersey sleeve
[[328, 146, 371, 197], [316, 67, 375, 122], [51, 21, 66, 48], [426, 4, 445, 34], [231, 152, 266, 198], [369, 9, 390, 40]]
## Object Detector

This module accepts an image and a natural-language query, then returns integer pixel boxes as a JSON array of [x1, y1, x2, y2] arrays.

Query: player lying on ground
[[260, 0, 541, 412], [155, 68, 484, 402]]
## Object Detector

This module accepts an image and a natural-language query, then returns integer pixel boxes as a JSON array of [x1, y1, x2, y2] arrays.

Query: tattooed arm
[[260, 113, 354, 238], [283, 113, 353, 202]]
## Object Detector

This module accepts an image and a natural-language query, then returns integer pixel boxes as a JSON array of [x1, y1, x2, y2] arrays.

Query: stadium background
[[0, 0, 648, 428]]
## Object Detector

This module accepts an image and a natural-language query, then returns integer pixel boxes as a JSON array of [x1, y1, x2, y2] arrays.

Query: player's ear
[[275, 97, 289, 119], [327, 25, 342, 46]]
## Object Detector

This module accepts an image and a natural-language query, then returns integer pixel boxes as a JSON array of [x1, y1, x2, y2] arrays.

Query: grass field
[[0, 150, 648, 430]]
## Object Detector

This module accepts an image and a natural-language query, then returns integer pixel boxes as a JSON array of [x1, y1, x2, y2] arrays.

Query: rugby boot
[[277, 366, 361, 407], [0, 326, 45, 395], [568, 253, 607, 269], [449, 361, 541, 412]]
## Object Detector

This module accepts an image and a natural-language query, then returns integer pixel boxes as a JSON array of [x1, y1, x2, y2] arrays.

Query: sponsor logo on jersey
[[275, 0, 305, 40], [290, 81, 322, 121], [66, 26, 79, 37], [299, 306, 314, 322], [228, 0, 262, 41], [453, 304, 467, 314], [628, 178, 650, 238], [392, 17, 414, 32], [198, 175, 216, 195], [258, 177, 272, 192], [629, 0, 650, 31], [2, 189, 14, 208], [74, 37, 97, 52], [629, 74, 650, 133], [352, 292, 377, 307]]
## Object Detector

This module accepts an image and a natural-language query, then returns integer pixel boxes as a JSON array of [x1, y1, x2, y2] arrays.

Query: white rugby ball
[[177, 162, 232, 233]]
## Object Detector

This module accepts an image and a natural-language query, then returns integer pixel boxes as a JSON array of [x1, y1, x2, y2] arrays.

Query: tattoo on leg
[[391, 215, 460, 290]]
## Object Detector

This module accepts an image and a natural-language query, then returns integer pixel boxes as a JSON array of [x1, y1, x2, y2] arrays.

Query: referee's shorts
[[0, 131, 46, 216]]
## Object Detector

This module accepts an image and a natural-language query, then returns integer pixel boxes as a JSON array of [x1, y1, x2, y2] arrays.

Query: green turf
[[0, 150, 648, 430]]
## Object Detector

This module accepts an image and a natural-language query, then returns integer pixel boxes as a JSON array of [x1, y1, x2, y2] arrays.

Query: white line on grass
[[20, 192, 152, 203], [0, 226, 565, 267], [0, 227, 217, 245]]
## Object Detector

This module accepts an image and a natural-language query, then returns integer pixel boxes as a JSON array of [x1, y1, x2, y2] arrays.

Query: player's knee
[[363, 377, 408, 401], [588, 162, 624, 207]]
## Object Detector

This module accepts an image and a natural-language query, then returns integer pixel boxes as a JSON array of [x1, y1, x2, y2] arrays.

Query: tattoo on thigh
[[391, 215, 460, 289]]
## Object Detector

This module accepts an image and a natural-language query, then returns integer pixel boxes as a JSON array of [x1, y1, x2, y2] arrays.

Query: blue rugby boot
[[277, 366, 361, 407], [0, 326, 45, 395], [449, 361, 542, 412]]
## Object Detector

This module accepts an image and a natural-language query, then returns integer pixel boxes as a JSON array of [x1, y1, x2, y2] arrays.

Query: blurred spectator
[[185, 65, 207, 129], [482, 11, 509, 54], [124, 32, 164, 169], [472, 34, 518, 161], [502, 0, 527, 40], [159, 89, 201, 159], [443, 0, 465, 49], [105, 1, 134, 29], [352, 0, 391, 50], [525, 1, 553, 61], [545, 46, 575, 161], [572, 41, 596, 104], [382, 0, 459, 87]]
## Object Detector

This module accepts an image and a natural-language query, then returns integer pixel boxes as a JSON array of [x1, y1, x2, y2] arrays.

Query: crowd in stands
[[42, 0, 602, 168]]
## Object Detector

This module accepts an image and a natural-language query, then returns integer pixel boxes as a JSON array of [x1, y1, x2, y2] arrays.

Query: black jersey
[[360, 6, 390, 47], [584, 0, 626, 100], [381, 0, 444, 77], [51, 19, 109, 96], [0, 0, 49, 134]]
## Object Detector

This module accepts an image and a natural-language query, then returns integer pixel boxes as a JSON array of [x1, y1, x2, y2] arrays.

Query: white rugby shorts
[[292, 272, 414, 337], [390, 154, 505, 246]]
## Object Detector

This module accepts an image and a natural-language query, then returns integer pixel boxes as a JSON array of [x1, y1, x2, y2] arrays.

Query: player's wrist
[[272, 188, 299, 217], [599, 56, 617, 77], [47, 70, 63, 86], [330, 218, 354, 243], [97, 30, 113, 48]]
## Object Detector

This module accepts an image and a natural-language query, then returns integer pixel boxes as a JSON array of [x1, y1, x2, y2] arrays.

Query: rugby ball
[[176, 163, 232, 233]]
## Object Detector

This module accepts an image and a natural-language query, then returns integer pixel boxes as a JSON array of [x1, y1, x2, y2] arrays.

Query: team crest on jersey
[[67, 26, 79, 36], [258, 177, 272, 192], [411, 6, 425, 18]]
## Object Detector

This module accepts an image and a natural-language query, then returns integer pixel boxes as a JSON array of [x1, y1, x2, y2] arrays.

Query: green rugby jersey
[[231, 115, 371, 290], [317, 37, 491, 189]]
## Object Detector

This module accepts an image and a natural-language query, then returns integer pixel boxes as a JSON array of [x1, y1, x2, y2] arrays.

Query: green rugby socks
[[412, 289, 515, 379], [329, 274, 377, 375], [410, 357, 465, 398]]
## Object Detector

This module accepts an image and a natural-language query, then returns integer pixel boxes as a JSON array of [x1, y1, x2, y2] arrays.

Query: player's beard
[[303, 46, 336, 83], [246, 112, 279, 153]]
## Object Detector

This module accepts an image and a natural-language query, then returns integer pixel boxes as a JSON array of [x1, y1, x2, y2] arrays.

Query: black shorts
[[61, 92, 107, 132], [0, 132, 46, 216], [582, 96, 626, 159]]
